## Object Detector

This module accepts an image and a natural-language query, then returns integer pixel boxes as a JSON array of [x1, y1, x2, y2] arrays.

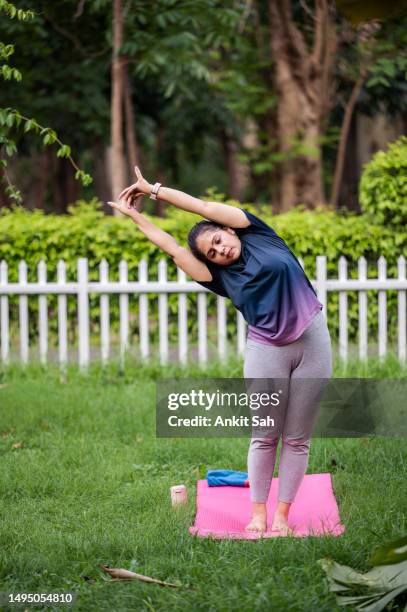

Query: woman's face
[[196, 227, 241, 266]]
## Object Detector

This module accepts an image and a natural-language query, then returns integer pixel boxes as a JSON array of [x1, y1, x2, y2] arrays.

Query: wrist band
[[150, 182, 162, 200]]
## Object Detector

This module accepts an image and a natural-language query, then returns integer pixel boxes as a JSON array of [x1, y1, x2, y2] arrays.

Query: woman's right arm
[[119, 167, 250, 229], [107, 201, 212, 282]]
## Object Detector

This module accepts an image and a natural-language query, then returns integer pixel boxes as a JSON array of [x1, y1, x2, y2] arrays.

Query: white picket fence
[[0, 255, 406, 368]]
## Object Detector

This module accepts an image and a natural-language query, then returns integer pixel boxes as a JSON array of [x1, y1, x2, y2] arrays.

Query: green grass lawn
[[0, 357, 406, 611]]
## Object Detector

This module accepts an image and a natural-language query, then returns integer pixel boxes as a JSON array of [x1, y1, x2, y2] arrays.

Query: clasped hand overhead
[[107, 166, 152, 216]]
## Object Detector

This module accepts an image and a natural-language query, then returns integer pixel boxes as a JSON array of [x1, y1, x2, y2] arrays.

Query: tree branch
[[74, 0, 86, 20], [311, 0, 328, 67], [44, 11, 109, 58], [320, 13, 336, 118], [123, 59, 140, 171], [279, 0, 309, 62], [330, 68, 366, 207]]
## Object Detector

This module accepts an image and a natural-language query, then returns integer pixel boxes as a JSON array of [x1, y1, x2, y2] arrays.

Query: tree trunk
[[34, 150, 53, 211], [268, 0, 335, 211], [338, 112, 360, 211], [241, 118, 271, 204], [92, 143, 112, 211], [123, 59, 140, 180], [219, 128, 248, 201], [154, 123, 166, 216], [63, 158, 80, 208], [110, 0, 127, 209], [330, 70, 366, 208]]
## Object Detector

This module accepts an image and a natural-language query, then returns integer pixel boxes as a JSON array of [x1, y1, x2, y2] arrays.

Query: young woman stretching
[[108, 167, 333, 536]]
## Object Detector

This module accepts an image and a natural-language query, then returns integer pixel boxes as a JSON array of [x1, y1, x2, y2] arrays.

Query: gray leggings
[[244, 311, 332, 504]]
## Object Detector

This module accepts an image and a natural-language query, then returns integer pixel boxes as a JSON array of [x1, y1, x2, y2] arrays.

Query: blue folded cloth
[[206, 469, 249, 487]]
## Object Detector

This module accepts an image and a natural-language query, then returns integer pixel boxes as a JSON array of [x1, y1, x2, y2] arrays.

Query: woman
[[108, 166, 332, 536]]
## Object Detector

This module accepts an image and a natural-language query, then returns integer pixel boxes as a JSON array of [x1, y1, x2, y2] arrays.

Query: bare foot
[[271, 513, 294, 536], [245, 515, 267, 534], [245, 503, 267, 534]]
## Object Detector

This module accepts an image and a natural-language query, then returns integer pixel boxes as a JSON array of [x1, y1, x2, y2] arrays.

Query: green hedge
[[0, 197, 405, 347], [360, 135, 407, 227]]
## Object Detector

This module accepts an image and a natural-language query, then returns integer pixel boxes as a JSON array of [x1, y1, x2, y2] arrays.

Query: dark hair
[[187, 220, 223, 262]]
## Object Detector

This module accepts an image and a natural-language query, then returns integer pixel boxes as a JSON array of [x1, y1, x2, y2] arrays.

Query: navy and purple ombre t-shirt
[[196, 209, 322, 346]]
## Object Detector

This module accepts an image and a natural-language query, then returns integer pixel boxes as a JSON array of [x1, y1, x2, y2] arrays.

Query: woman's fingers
[[125, 190, 144, 207], [107, 200, 140, 216], [134, 166, 142, 180], [119, 185, 143, 204], [129, 196, 142, 210], [118, 184, 135, 200]]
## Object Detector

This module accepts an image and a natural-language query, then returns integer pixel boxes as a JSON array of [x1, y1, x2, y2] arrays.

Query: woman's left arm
[[119, 167, 250, 229]]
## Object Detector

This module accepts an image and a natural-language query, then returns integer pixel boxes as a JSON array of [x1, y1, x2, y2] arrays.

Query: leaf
[[56, 144, 71, 158], [100, 565, 182, 588], [319, 556, 407, 611], [339, 585, 407, 612], [5, 142, 16, 156], [6, 112, 14, 127], [371, 535, 407, 566], [24, 119, 35, 132]]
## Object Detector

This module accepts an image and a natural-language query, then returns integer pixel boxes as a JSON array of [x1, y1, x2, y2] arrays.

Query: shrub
[[359, 135, 407, 227], [0, 197, 405, 348]]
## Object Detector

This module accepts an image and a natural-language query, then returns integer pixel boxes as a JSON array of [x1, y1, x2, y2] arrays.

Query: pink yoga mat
[[190, 473, 345, 539]]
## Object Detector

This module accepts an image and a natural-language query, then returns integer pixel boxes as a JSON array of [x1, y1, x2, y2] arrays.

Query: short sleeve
[[239, 209, 278, 235], [194, 263, 229, 298]]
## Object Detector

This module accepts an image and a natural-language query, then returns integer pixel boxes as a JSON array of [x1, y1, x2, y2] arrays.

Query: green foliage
[[0, 0, 34, 20], [0, 1, 93, 203], [361, 19, 407, 117], [1, 0, 406, 209], [359, 135, 407, 226], [0, 201, 405, 346]]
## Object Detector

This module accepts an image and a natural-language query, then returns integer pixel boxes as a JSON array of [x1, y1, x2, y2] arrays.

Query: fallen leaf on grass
[[100, 565, 181, 588], [319, 548, 407, 611], [0, 384, 8, 389], [12, 442, 24, 450]]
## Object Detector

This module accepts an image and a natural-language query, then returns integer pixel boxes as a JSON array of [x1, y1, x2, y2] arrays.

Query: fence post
[[77, 258, 90, 369], [99, 259, 110, 364], [0, 260, 9, 364], [217, 296, 227, 361], [18, 260, 29, 364], [338, 256, 348, 362], [57, 260, 68, 367], [119, 260, 129, 367], [177, 268, 188, 365], [198, 292, 207, 365], [316, 256, 327, 318], [398, 256, 406, 363], [158, 258, 168, 365], [38, 260, 48, 365], [138, 259, 149, 360], [378, 256, 387, 360], [358, 257, 368, 361]]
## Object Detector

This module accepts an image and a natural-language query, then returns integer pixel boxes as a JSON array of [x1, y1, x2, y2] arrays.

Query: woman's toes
[[245, 518, 266, 533], [271, 523, 294, 536]]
